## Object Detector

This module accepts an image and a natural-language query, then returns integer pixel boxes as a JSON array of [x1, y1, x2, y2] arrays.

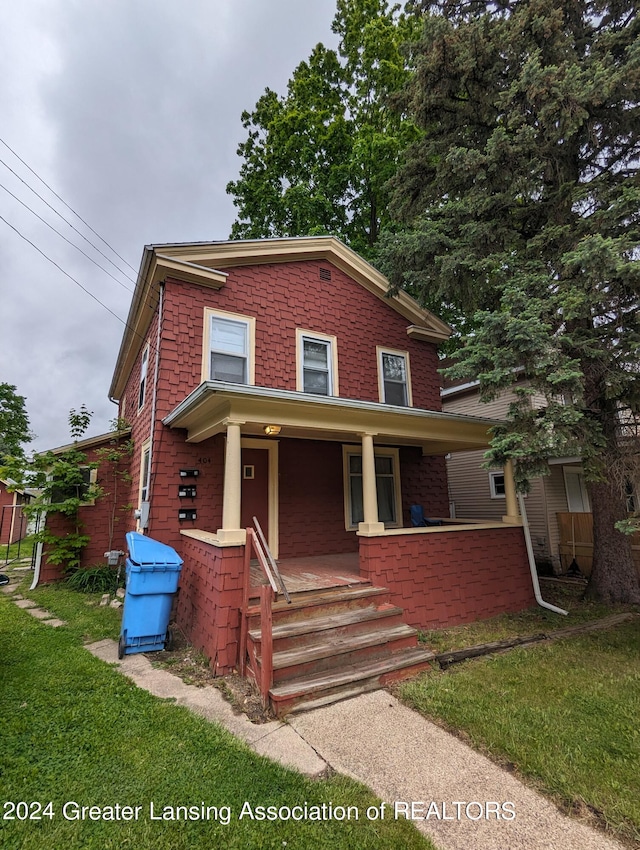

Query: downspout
[[518, 493, 567, 616], [145, 280, 164, 532], [30, 508, 47, 591]]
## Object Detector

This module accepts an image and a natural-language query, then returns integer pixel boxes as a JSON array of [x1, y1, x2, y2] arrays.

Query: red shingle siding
[[157, 259, 441, 413], [40, 439, 131, 581], [399, 449, 449, 524], [175, 536, 244, 673], [278, 439, 357, 558], [144, 433, 224, 553], [359, 527, 535, 628]]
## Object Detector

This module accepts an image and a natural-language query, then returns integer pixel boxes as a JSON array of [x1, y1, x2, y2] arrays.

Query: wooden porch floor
[[250, 552, 363, 594]]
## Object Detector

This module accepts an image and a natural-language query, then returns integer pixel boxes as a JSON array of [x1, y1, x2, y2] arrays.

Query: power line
[[0, 213, 128, 326], [0, 213, 161, 365], [0, 154, 137, 285], [0, 210, 160, 357], [0, 180, 134, 293], [0, 135, 139, 276]]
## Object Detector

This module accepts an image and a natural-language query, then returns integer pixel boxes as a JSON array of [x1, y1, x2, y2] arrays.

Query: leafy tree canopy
[[0, 383, 33, 465], [379, 0, 640, 602], [226, 0, 422, 256]]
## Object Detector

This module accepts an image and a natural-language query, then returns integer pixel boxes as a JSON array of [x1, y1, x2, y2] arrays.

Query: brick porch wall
[[359, 526, 535, 629], [174, 536, 244, 674]]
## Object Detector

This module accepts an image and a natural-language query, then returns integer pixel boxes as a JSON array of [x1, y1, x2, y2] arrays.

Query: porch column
[[216, 420, 247, 546], [358, 432, 385, 535], [502, 459, 521, 525]]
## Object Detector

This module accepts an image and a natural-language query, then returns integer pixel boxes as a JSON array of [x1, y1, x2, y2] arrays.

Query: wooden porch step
[[248, 602, 404, 643], [246, 584, 387, 616], [269, 623, 418, 672], [269, 647, 435, 716]]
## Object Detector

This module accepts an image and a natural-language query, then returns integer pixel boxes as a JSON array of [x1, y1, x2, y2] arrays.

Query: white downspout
[[30, 509, 47, 591], [518, 493, 568, 616]]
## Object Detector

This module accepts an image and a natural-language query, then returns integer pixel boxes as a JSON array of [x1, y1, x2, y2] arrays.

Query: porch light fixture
[[263, 424, 281, 436]]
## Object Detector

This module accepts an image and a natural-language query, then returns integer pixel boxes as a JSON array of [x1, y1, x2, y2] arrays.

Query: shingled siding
[[359, 526, 535, 629], [175, 534, 244, 674], [157, 260, 442, 411]]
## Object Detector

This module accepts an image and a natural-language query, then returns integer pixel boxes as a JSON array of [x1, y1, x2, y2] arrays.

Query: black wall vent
[[319, 267, 332, 281]]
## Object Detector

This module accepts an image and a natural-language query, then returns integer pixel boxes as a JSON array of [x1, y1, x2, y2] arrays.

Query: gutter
[[518, 493, 568, 616]]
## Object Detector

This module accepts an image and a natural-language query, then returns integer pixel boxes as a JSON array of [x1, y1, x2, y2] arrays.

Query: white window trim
[[342, 445, 403, 531], [376, 346, 413, 407], [489, 471, 506, 499], [563, 466, 590, 512], [137, 344, 149, 412], [202, 307, 256, 385], [139, 441, 151, 505], [295, 329, 339, 396]]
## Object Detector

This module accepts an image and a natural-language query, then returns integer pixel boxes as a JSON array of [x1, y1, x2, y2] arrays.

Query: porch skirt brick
[[359, 527, 535, 629], [175, 536, 244, 673]]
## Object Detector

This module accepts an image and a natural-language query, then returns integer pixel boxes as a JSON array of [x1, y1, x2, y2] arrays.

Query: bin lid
[[126, 531, 184, 567]]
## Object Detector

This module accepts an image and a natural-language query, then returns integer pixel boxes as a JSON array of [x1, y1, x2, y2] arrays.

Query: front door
[[241, 447, 270, 544]]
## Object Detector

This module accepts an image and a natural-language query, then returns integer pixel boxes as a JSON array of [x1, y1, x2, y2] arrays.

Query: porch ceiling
[[163, 382, 500, 454]]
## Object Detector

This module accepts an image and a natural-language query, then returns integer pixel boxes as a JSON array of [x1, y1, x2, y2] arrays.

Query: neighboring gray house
[[441, 375, 591, 574]]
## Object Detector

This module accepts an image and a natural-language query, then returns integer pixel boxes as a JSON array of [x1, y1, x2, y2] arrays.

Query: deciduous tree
[[227, 0, 421, 256]]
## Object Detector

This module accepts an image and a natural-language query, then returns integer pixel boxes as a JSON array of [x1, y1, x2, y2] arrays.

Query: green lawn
[[401, 619, 640, 845], [1, 535, 36, 565], [0, 585, 433, 850]]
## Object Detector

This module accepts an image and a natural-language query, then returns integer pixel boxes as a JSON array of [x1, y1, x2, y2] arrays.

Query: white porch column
[[358, 432, 385, 535], [502, 459, 521, 525], [216, 420, 247, 546]]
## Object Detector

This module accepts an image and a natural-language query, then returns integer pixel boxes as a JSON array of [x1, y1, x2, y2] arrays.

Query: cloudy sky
[[1, 0, 337, 452]]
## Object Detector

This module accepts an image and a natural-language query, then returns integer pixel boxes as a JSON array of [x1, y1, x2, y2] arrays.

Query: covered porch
[[164, 380, 524, 554], [167, 382, 534, 684]]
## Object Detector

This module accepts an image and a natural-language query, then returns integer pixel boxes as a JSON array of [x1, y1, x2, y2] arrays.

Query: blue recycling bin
[[118, 531, 183, 659]]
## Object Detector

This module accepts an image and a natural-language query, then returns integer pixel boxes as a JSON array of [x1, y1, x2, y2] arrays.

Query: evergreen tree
[[380, 0, 640, 602]]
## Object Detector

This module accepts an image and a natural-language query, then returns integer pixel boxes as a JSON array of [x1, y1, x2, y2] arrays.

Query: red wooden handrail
[[239, 527, 276, 705]]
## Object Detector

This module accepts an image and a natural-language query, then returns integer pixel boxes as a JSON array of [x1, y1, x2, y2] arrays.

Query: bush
[[65, 565, 120, 594]]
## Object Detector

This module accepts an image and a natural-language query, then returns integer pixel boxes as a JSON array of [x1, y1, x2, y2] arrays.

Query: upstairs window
[[203, 309, 255, 385], [138, 344, 149, 410], [377, 347, 412, 407], [296, 330, 338, 396]]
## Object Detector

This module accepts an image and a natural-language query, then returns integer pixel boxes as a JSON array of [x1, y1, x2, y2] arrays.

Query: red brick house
[[26, 237, 532, 710], [0, 479, 31, 548], [98, 237, 535, 711]]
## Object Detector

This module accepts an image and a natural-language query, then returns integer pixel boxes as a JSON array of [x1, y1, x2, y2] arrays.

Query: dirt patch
[[147, 628, 274, 723]]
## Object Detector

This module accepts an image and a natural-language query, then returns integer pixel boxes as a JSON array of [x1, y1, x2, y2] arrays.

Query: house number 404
[[197, 457, 212, 465]]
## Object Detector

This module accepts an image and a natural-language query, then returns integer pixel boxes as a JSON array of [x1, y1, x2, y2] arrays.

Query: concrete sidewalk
[[86, 638, 625, 850]]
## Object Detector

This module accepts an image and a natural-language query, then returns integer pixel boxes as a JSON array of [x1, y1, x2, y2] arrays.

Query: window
[[625, 480, 637, 513], [343, 447, 402, 529], [489, 471, 506, 499], [202, 309, 256, 385], [140, 443, 151, 503], [138, 344, 149, 410], [51, 466, 97, 506], [377, 347, 412, 407], [296, 330, 338, 396], [563, 467, 590, 512]]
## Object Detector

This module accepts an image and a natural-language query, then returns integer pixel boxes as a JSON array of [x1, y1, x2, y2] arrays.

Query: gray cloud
[[0, 0, 337, 451]]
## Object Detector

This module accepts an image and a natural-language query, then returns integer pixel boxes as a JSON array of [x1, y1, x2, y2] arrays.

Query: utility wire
[[0, 135, 139, 276], [1, 214, 161, 370], [0, 181, 134, 293], [0, 154, 137, 285]]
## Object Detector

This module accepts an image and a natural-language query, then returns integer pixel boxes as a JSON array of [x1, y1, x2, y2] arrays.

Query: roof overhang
[[46, 429, 132, 456], [109, 236, 452, 400], [163, 382, 499, 455]]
